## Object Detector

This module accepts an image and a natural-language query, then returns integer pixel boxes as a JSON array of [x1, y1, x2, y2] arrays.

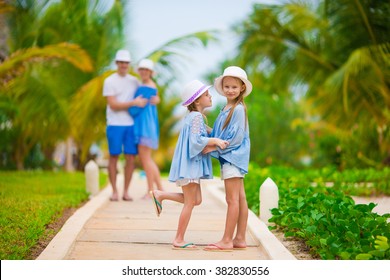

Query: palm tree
[[236, 0, 390, 166], [0, 44, 93, 169], [1, 0, 125, 169]]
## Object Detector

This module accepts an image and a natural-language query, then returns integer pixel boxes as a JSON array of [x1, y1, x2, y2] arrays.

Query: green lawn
[[0, 170, 108, 260]]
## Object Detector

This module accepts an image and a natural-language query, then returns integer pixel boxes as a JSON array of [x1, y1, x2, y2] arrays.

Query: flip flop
[[122, 197, 133, 201], [150, 191, 162, 217], [203, 243, 233, 252], [172, 243, 199, 250], [233, 246, 247, 250]]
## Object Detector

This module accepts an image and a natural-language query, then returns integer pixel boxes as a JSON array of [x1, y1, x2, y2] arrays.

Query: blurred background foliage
[[0, 0, 389, 172]]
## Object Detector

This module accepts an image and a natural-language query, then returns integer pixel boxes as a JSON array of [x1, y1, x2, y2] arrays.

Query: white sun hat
[[115, 50, 131, 62], [214, 66, 252, 97], [137, 59, 154, 72], [181, 80, 212, 107]]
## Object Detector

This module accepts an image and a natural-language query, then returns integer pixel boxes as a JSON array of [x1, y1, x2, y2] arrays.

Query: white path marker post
[[85, 160, 99, 196], [259, 177, 279, 225]]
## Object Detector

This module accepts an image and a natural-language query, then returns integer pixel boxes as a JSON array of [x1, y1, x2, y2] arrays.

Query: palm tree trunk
[[64, 137, 75, 172], [0, 12, 8, 61], [13, 142, 25, 170]]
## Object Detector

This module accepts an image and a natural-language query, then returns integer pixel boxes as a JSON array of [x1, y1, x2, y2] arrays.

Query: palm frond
[[69, 70, 114, 161], [144, 30, 220, 83], [0, 43, 94, 81], [0, 1, 13, 14]]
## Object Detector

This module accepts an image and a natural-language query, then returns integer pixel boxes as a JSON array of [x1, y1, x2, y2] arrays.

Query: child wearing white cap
[[203, 66, 252, 251], [150, 80, 229, 250]]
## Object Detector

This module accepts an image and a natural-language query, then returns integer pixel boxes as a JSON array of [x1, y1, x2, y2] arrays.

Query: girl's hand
[[133, 95, 148, 107], [202, 146, 217, 154], [150, 95, 160, 105], [216, 139, 229, 150]]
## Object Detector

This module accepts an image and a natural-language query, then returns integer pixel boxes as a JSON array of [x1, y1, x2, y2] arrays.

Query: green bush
[[245, 165, 390, 260]]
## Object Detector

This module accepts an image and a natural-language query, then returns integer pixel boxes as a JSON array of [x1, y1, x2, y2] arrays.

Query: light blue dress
[[210, 103, 250, 174], [168, 112, 213, 183], [128, 86, 159, 149]]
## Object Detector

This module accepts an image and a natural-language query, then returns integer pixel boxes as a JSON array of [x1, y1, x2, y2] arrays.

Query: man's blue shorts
[[106, 125, 137, 156]]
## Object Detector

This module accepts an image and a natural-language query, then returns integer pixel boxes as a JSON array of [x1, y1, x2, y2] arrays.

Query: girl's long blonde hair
[[222, 77, 248, 130]]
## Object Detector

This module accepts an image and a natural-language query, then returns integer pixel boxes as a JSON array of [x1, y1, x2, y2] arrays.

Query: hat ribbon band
[[182, 85, 208, 106]]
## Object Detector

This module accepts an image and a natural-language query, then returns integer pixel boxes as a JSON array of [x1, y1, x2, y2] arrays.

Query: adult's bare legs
[[173, 183, 202, 247], [138, 145, 163, 198], [123, 154, 135, 201], [108, 155, 119, 201]]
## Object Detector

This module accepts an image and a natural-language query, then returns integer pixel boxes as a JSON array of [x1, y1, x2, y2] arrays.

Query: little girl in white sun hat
[[203, 66, 252, 252]]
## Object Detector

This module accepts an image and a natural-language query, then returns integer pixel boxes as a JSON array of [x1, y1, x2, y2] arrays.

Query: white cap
[[115, 50, 131, 62], [138, 59, 154, 71]]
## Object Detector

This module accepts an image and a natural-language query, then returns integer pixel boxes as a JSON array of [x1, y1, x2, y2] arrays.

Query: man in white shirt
[[103, 50, 148, 201]]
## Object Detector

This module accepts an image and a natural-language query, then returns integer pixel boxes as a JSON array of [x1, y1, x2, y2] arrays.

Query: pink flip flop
[[203, 243, 233, 252]]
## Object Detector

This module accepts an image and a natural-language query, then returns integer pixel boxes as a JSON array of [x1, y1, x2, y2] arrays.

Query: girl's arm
[[150, 94, 160, 105], [214, 106, 246, 154], [208, 138, 228, 149]]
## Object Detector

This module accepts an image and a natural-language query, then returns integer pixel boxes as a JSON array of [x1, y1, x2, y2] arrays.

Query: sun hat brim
[[214, 75, 252, 97], [182, 85, 212, 106], [137, 59, 154, 72]]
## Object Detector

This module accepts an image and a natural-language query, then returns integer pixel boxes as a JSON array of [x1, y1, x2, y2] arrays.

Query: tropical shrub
[[245, 164, 390, 259]]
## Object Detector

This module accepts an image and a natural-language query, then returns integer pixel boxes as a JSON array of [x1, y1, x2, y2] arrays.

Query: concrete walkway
[[37, 172, 295, 260]]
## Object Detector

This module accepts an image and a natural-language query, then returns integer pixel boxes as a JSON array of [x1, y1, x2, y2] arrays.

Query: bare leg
[[233, 179, 248, 248], [108, 155, 119, 201], [206, 177, 241, 249], [139, 145, 163, 198], [123, 154, 135, 201], [173, 183, 202, 247], [153, 189, 184, 204]]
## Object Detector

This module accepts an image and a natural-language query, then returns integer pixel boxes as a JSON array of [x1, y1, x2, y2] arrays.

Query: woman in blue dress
[[129, 59, 164, 199], [150, 80, 229, 250]]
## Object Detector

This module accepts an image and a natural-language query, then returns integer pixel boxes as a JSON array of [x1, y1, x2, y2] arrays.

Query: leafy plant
[[245, 165, 390, 259]]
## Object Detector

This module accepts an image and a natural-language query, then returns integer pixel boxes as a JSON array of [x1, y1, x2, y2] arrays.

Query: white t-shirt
[[103, 72, 139, 126]]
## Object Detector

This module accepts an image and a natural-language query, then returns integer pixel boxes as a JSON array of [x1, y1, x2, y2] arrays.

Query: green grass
[[0, 170, 108, 260]]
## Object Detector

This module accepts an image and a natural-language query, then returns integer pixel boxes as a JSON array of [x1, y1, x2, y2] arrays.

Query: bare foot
[[122, 195, 133, 201], [233, 239, 247, 249], [110, 193, 119, 201], [142, 193, 151, 200]]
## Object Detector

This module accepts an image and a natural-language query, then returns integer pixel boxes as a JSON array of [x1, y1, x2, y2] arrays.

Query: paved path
[[38, 171, 389, 261], [38, 173, 294, 260]]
